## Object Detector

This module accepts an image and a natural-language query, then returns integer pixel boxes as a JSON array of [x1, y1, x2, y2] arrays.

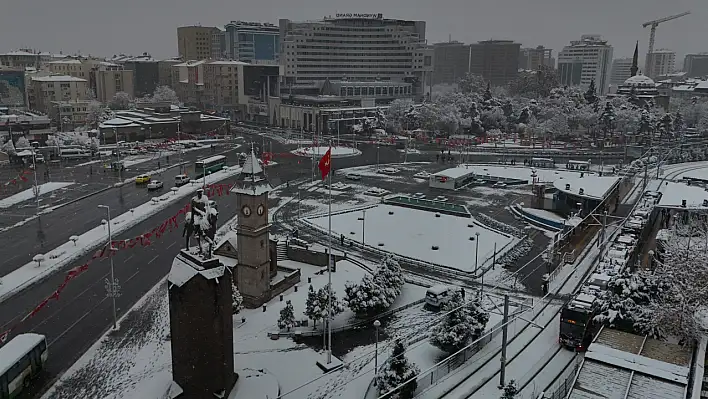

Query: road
[[0, 143, 243, 276], [1, 133, 403, 398]]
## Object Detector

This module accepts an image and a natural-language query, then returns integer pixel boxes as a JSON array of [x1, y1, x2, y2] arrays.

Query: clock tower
[[231, 148, 273, 307]]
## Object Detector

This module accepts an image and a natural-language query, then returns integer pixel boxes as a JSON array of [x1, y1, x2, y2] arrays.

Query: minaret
[[630, 41, 639, 77]]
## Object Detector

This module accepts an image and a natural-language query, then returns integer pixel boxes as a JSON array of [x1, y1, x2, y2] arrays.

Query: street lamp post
[[373, 319, 381, 383], [357, 209, 366, 244], [32, 151, 39, 214], [98, 205, 119, 329], [474, 232, 480, 274]]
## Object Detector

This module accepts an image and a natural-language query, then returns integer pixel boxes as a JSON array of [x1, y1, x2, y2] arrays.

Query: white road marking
[[147, 255, 159, 264]]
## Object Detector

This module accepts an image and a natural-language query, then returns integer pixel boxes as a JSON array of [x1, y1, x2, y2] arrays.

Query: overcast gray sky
[[2, 0, 704, 62]]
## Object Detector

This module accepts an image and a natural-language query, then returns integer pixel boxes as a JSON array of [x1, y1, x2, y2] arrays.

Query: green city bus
[[0, 333, 48, 398], [194, 155, 226, 178]]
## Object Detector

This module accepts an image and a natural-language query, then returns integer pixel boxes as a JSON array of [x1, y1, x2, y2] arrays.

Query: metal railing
[[414, 319, 504, 395], [536, 355, 582, 399]]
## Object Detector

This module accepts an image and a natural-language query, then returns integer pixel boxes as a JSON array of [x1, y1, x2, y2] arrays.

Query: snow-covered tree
[[386, 99, 415, 132], [109, 91, 132, 110], [15, 136, 30, 149], [458, 73, 486, 95], [85, 101, 104, 128], [507, 66, 559, 98], [232, 281, 243, 313], [150, 85, 181, 105], [650, 215, 708, 344], [377, 256, 404, 296], [1, 139, 16, 155], [430, 292, 489, 353], [305, 285, 324, 327], [278, 300, 297, 331], [317, 283, 344, 320], [674, 111, 684, 134], [377, 339, 419, 399], [483, 82, 493, 102], [584, 79, 598, 105], [344, 274, 392, 316], [598, 101, 616, 145], [656, 113, 673, 139], [501, 380, 518, 399], [345, 256, 404, 316]]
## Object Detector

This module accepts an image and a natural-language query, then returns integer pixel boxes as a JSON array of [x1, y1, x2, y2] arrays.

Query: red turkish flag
[[318, 148, 332, 180]]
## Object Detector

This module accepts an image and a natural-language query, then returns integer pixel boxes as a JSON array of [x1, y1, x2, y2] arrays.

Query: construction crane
[[642, 11, 691, 57]]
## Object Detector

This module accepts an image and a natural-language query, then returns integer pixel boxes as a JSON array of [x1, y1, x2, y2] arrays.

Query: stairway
[[276, 241, 288, 262]]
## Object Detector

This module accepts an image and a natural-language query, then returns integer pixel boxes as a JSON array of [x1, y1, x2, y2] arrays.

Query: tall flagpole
[[327, 140, 333, 364]]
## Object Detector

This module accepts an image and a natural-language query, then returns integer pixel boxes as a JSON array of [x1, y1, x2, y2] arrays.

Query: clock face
[[241, 205, 252, 217], [257, 204, 265, 216]]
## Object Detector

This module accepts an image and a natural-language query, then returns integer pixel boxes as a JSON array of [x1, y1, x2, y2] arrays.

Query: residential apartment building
[[177, 26, 224, 61], [469, 40, 521, 86], [432, 40, 521, 86], [158, 58, 182, 88], [519, 46, 554, 70], [173, 60, 241, 112], [610, 58, 633, 85], [279, 14, 433, 102], [557, 35, 613, 95], [120, 54, 160, 98], [96, 69, 134, 103], [645, 49, 675, 79], [432, 42, 470, 85], [50, 100, 95, 128], [683, 53, 708, 77], [223, 21, 280, 63], [28, 75, 89, 115], [0, 50, 43, 69]]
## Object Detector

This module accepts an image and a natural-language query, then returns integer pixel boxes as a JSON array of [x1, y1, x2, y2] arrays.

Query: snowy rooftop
[[31, 75, 87, 82], [48, 59, 82, 64], [657, 181, 708, 209], [553, 176, 621, 200], [453, 164, 599, 185], [568, 328, 692, 399], [432, 166, 475, 179]]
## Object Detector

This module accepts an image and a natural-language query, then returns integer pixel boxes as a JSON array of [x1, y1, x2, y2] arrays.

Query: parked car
[[135, 174, 151, 184], [493, 182, 507, 188], [174, 174, 190, 187], [147, 180, 164, 191], [345, 173, 362, 181]]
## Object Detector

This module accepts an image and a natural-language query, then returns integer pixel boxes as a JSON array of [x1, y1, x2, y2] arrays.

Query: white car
[[493, 182, 507, 188], [413, 171, 431, 179], [378, 167, 400, 175], [345, 173, 362, 181], [147, 180, 164, 191]]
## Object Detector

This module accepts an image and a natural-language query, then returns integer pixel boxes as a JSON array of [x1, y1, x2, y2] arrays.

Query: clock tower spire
[[230, 145, 274, 307]]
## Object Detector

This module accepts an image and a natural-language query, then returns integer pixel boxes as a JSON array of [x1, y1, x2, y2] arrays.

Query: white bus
[[59, 148, 92, 159], [0, 333, 48, 398]]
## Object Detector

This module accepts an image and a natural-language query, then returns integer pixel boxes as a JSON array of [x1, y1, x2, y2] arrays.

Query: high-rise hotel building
[[278, 14, 434, 102]]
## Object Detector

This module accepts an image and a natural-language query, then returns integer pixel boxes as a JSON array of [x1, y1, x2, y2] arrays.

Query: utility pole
[[499, 294, 510, 388]]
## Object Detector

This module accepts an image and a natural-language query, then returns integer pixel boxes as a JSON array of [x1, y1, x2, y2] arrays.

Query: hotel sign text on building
[[335, 13, 383, 19]]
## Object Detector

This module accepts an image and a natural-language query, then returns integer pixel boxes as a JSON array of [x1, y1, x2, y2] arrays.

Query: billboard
[[0, 71, 26, 107]]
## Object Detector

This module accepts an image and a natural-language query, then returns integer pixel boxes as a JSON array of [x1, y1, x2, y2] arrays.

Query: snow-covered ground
[[291, 146, 362, 158], [305, 204, 520, 274], [0, 166, 243, 302], [42, 257, 429, 399], [0, 182, 74, 208]]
